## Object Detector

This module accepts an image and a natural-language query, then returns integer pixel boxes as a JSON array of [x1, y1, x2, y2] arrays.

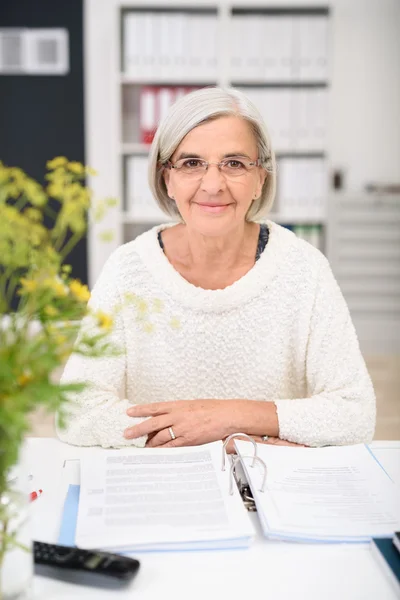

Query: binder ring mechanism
[[222, 433, 267, 496]]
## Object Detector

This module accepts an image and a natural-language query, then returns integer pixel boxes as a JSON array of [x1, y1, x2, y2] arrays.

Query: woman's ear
[[255, 169, 267, 198], [163, 168, 173, 198]]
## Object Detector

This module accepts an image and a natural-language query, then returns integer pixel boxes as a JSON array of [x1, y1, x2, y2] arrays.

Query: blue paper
[[58, 484, 80, 546]]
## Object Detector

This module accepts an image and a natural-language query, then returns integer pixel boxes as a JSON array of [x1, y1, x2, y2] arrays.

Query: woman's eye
[[227, 160, 245, 169], [184, 159, 202, 168]]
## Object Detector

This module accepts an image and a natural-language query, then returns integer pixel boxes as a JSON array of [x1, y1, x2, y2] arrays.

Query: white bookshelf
[[84, 0, 331, 287]]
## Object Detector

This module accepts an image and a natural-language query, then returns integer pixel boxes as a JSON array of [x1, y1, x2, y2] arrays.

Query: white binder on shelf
[[204, 14, 218, 79], [230, 17, 243, 80], [309, 88, 328, 150], [245, 88, 292, 152], [291, 89, 328, 151], [263, 16, 294, 82], [273, 89, 293, 152], [150, 13, 162, 80], [123, 12, 141, 74], [278, 157, 327, 220], [159, 12, 173, 79], [142, 12, 155, 79], [187, 14, 203, 77], [188, 14, 216, 80], [245, 16, 264, 82], [158, 87, 175, 124], [169, 12, 186, 80], [126, 155, 166, 222], [295, 16, 329, 82]]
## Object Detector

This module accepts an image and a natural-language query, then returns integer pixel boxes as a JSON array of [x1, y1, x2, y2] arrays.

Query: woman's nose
[[199, 164, 226, 195]]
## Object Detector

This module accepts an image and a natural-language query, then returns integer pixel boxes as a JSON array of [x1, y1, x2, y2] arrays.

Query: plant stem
[[0, 516, 9, 600], [60, 231, 82, 261]]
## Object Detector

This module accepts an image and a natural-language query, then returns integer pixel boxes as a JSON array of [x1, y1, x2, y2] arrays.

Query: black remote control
[[34, 541, 140, 588]]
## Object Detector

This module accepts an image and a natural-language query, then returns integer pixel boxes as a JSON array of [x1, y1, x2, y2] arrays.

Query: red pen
[[30, 489, 43, 502]]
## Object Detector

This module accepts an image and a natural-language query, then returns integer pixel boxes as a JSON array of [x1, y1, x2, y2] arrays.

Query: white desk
[[28, 438, 400, 600]]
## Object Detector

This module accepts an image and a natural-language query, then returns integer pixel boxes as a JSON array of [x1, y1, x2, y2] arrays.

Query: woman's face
[[163, 116, 267, 236]]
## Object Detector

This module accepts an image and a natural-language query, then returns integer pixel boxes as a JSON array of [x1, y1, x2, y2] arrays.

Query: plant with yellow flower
[[0, 156, 117, 592]]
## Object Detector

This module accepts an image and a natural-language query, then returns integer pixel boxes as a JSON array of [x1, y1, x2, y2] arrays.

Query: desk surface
[[29, 438, 400, 600]]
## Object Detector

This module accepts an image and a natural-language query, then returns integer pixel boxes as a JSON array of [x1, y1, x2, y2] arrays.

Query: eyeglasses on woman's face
[[163, 156, 262, 180]]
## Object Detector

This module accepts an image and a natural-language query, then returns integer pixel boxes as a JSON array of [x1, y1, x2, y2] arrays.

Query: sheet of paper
[[235, 442, 400, 542], [75, 442, 253, 551]]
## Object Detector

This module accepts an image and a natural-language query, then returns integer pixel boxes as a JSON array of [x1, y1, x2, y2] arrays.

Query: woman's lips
[[196, 203, 231, 214]]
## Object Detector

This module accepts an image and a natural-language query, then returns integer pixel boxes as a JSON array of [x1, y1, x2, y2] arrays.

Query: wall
[[329, 0, 400, 191], [0, 0, 87, 284]]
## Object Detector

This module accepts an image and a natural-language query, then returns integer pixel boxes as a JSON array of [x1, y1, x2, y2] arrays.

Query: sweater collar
[[134, 220, 296, 312]]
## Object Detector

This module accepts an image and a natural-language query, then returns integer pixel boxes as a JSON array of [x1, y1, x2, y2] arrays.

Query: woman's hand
[[224, 435, 307, 454], [124, 400, 247, 447]]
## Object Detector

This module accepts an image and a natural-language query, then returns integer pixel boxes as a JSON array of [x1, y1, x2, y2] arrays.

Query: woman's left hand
[[124, 400, 245, 447]]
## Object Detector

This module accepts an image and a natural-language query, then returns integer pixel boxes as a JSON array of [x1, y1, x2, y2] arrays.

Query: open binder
[[59, 439, 255, 553], [233, 439, 400, 543], [58, 434, 400, 552]]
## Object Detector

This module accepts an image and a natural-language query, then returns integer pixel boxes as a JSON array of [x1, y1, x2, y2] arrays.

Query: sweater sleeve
[[56, 249, 147, 449], [274, 256, 376, 447]]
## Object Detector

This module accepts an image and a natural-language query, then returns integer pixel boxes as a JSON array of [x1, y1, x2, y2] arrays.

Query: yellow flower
[[69, 279, 90, 302], [47, 157, 68, 169], [99, 231, 114, 243], [152, 298, 164, 313], [143, 322, 155, 334], [170, 317, 181, 330], [55, 334, 67, 345], [44, 305, 58, 317], [17, 372, 33, 387], [24, 208, 43, 222], [5, 183, 20, 198], [136, 299, 148, 313], [19, 277, 38, 293], [67, 161, 85, 175], [47, 182, 64, 198], [96, 311, 113, 331], [85, 166, 98, 176], [43, 278, 68, 297]]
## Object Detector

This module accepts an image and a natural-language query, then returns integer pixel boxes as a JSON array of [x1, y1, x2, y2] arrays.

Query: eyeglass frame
[[162, 155, 263, 177]]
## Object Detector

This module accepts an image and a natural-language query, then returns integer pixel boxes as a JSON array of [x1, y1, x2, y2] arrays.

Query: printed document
[[75, 442, 254, 552], [235, 442, 400, 542]]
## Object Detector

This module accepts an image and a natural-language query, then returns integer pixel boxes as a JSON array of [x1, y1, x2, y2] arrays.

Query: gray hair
[[148, 86, 276, 222]]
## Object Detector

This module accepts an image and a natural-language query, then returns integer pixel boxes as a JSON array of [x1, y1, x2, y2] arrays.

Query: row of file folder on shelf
[[58, 439, 400, 552], [123, 12, 218, 80], [277, 157, 327, 220], [283, 224, 324, 251], [123, 11, 328, 82], [138, 86, 200, 144], [124, 155, 327, 223], [127, 86, 328, 151], [231, 14, 329, 82], [239, 87, 327, 152]]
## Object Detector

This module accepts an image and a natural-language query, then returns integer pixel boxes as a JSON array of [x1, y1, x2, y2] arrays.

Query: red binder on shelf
[[139, 86, 157, 144]]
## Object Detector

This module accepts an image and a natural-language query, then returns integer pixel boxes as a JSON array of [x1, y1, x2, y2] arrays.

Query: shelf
[[121, 211, 326, 226], [232, 82, 328, 89], [120, 74, 217, 86], [121, 143, 149, 154], [268, 214, 326, 225], [121, 212, 174, 225], [231, 7, 330, 16], [120, 144, 326, 158]]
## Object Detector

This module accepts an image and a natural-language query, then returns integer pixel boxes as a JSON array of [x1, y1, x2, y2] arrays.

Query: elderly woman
[[57, 87, 376, 450]]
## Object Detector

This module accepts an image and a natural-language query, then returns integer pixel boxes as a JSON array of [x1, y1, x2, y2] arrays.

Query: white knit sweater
[[57, 221, 376, 449]]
